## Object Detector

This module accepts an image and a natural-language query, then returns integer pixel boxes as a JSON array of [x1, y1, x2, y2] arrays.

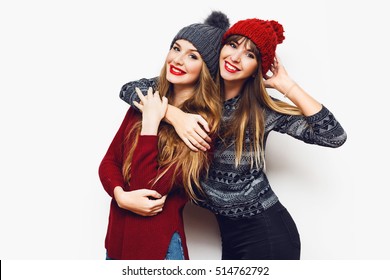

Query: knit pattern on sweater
[[119, 78, 347, 219], [198, 95, 347, 218]]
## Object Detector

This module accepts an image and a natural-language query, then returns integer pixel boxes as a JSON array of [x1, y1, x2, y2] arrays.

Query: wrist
[[114, 186, 124, 205], [283, 82, 298, 99], [164, 105, 177, 125], [141, 119, 159, 135]]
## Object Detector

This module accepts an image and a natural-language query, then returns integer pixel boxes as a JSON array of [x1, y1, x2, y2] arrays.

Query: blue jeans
[[105, 232, 184, 260], [165, 232, 185, 260]]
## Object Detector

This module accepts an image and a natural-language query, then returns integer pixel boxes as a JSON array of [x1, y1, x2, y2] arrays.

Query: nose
[[173, 53, 184, 65], [230, 50, 241, 63]]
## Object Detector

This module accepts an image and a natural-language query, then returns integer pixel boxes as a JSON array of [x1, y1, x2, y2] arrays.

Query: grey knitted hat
[[170, 11, 230, 78]]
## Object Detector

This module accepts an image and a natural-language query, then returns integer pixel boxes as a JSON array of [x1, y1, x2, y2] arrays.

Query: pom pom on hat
[[269, 20, 285, 44], [223, 18, 285, 78], [205, 11, 230, 30], [171, 11, 230, 78]]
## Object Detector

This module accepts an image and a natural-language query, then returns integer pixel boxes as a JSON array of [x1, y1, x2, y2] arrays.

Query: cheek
[[244, 59, 258, 75], [219, 55, 225, 67], [165, 57, 170, 71], [166, 52, 174, 64], [219, 47, 229, 60], [188, 62, 202, 76]]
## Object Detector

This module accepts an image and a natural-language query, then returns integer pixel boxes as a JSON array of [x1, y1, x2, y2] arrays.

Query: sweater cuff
[[305, 105, 328, 124], [138, 135, 158, 146], [100, 177, 124, 198]]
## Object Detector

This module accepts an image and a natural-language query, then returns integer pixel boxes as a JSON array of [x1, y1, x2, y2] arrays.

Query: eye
[[246, 52, 255, 59], [189, 53, 199, 60], [228, 41, 237, 48], [172, 46, 180, 52]]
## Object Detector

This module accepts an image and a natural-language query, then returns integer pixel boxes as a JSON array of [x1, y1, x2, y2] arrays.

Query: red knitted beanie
[[223, 18, 285, 78]]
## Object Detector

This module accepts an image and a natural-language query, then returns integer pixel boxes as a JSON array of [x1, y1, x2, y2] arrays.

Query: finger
[[147, 87, 153, 99], [144, 211, 159, 217], [149, 195, 166, 207], [132, 101, 144, 112], [187, 135, 208, 152], [136, 210, 154, 217], [162, 96, 168, 107], [159, 195, 167, 203], [148, 204, 164, 214], [196, 116, 210, 133], [189, 131, 210, 150], [143, 189, 162, 199], [183, 137, 198, 152], [153, 90, 160, 98], [135, 87, 146, 103], [194, 126, 212, 143], [150, 200, 165, 209], [149, 208, 163, 215], [161, 96, 168, 114]]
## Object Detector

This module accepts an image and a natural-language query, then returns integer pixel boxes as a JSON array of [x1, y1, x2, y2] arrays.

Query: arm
[[264, 55, 322, 116], [266, 105, 347, 148], [129, 88, 175, 196], [120, 78, 212, 151], [98, 109, 133, 198], [164, 105, 212, 151], [98, 108, 166, 216], [119, 77, 159, 107], [264, 56, 347, 147]]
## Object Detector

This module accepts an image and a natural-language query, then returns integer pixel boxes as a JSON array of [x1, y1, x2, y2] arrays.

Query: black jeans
[[216, 201, 301, 260]]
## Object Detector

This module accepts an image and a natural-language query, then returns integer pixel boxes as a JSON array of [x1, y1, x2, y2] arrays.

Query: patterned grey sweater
[[120, 78, 347, 219]]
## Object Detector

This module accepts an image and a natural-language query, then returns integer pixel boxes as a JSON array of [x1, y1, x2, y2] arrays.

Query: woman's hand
[[166, 106, 212, 152], [114, 187, 167, 216], [133, 87, 168, 135], [133, 87, 211, 151], [264, 55, 296, 96], [265, 54, 322, 115]]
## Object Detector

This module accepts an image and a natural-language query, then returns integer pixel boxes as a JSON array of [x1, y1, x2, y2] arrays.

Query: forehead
[[237, 37, 256, 51], [173, 39, 198, 51], [226, 35, 256, 51]]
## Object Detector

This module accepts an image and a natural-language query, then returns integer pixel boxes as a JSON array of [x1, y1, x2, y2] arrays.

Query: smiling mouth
[[170, 65, 186, 75], [224, 61, 240, 73]]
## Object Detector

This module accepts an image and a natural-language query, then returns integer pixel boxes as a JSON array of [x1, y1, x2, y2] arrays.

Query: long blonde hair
[[221, 35, 302, 168], [123, 62, 222, 201]]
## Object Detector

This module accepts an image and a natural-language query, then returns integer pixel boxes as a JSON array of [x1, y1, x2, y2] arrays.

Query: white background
[[1, 0, 389, 260]]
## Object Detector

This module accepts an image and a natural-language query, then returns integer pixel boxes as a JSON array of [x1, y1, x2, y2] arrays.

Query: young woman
[[120, 18, 347, 259], [98, 11, 229, 260]]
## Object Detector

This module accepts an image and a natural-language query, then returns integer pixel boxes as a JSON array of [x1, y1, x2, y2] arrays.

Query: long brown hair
[[221, 35, 302, 168], [123, 62, 222, 201]]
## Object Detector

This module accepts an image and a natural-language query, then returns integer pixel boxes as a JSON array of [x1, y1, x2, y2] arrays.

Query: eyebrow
[[174, 42, 200, 53], [234, 39, 254, 51]]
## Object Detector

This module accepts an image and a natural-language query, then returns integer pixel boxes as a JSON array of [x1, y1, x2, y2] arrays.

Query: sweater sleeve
[[98, 108, 135, 197], [119, 77, 159, 110], [265, 105, 347, 148], [129, 135, 177, 196]]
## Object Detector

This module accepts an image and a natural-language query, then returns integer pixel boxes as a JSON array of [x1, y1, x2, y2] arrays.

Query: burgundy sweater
[[99, 108, 189, 260]]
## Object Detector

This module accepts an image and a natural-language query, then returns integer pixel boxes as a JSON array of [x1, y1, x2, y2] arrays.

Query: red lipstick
[[224, 61, 240, 73], [170, 65, 186, 76]]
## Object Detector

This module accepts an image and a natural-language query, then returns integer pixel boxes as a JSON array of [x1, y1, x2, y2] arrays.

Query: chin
[[220, 72, 234, 81], [166, 73, 177, 83]]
